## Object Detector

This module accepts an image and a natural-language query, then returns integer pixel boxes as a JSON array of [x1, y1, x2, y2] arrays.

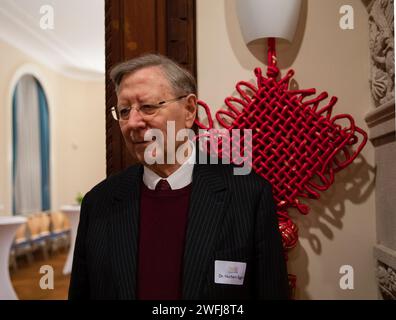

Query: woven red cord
[[195, 39, 368, 252], [267, 37, 279, 78]]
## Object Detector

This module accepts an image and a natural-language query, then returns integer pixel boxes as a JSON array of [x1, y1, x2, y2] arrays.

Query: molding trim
[[364, 100, 395, 140], [364, 0, 396, 301], [374, 245, 396, 300], [377, 262, 396, 300], [364, 0, 395, 107], [0, 0, 104, 81]]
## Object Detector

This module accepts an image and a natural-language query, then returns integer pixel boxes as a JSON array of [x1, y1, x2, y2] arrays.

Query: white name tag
[[214, 260, 247, 285]]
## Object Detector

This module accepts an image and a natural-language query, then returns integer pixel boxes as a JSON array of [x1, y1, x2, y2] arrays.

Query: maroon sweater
[[137, 182, 192, 300]]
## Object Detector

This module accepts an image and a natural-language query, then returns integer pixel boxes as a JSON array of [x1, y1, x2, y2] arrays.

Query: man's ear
[[184, 94, 197, 129]]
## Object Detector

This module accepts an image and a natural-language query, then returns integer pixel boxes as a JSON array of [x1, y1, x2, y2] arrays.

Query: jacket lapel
[[182, 163, 230, 299], [109, 165, 142, 299], [107, 161, 230, 300]]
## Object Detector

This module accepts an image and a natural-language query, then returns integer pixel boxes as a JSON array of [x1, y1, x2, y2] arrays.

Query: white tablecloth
[[61, 205, 81, 275], [0, 216, 27, 300]]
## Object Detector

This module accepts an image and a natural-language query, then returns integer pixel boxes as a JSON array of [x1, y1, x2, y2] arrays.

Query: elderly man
[[68, 54, 289, 300]]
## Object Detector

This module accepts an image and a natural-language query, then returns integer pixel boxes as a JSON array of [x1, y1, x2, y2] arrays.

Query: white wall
[[197, 0, 377, 299], [0, 39, 106, 214]]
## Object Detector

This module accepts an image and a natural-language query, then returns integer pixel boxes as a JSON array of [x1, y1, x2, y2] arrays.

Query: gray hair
[[110, 53, 197, 96]]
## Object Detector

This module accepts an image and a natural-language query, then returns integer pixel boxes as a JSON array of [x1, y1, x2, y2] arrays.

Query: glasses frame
[[111, 95, 188, 121]]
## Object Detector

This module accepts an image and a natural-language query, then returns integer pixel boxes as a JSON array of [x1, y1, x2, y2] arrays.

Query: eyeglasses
[[111, 95, 188, 121]]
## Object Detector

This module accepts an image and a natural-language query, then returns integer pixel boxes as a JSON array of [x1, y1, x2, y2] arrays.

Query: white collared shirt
[[143, 140, 196, 190]]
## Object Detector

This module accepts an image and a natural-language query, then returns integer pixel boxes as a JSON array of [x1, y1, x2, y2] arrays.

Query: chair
[[27, 213, 50, 260], [11, 221, 34, 269], [39, 212, 51, 237], [49, 211, 71, 253]]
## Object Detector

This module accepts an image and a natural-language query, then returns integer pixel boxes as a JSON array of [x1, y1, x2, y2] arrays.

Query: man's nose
[[126, 108, 146, 129]]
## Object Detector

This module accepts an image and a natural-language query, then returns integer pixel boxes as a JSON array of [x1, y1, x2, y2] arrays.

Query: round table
[[61, 205, 80, 275], [0, 215, 27, 300]]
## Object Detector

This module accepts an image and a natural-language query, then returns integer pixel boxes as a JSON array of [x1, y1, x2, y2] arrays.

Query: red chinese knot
[[194, 39, 368, 252]]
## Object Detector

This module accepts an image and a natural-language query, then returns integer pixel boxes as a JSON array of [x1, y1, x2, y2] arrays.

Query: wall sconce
[[235, 0, 302, 44]]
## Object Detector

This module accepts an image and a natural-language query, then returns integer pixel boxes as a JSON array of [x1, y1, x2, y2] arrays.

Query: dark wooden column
[[105, 0, 196, 177]]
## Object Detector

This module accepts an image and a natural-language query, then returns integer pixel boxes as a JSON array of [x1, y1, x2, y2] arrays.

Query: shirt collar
[[143, 140, 196, 190]]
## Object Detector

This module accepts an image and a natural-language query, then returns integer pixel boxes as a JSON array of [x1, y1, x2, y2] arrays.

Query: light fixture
[[235, 0, 302, 44]]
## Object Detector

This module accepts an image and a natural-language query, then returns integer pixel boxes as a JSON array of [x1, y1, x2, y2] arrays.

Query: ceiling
[[0, 0, 105, 81]]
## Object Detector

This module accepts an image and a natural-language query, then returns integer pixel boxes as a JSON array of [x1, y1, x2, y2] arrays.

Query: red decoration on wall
[[194, 38, 368, 294]]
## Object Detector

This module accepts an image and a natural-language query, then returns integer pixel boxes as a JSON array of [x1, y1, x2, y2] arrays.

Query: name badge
[[214, 260, 246, 285]]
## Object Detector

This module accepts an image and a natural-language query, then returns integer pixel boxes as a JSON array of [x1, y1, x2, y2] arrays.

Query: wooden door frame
[[105, 0, 196, 176]]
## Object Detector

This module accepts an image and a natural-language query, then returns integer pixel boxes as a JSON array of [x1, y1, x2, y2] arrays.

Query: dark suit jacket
[[68, 161, 289, 300]]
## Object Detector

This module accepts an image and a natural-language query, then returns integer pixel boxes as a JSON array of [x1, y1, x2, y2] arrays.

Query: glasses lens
[[140, 105, 160, 116], [118, 107, 131, 120]]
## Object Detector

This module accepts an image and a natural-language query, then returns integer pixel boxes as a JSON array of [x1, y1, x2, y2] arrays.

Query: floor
[[10, 251, 70, 300]]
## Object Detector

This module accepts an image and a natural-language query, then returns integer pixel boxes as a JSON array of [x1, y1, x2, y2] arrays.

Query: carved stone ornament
[[377, 261, 396, 300], [366, 0, 395, 106]]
